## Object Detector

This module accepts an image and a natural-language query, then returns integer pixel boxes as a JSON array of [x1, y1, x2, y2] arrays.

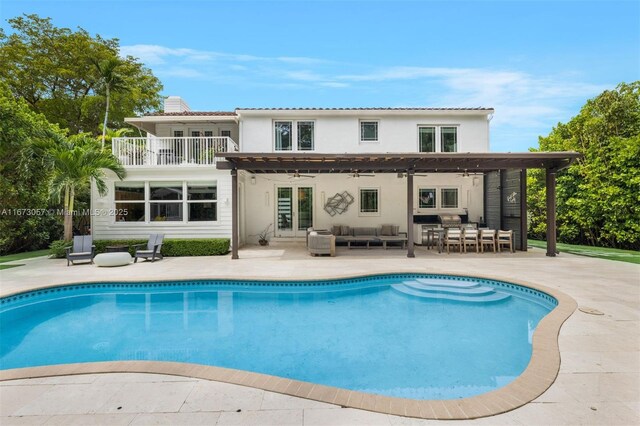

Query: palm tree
[[97, 125, 134, 150], [93, 58, 127, 150], [48, 134, 126, 241]]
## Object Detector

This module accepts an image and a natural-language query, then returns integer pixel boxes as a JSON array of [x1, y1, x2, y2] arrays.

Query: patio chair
[[480, 229, 497, 253], [66, 235, 95, 266], [445, 228, 463, 253], [133, 234, 165, 263], [497, 230, 514, 253], [462, 229, 479, 253]]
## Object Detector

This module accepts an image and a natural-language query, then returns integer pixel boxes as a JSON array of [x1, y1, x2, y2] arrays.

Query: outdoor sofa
[[331, 225, 407, 249]]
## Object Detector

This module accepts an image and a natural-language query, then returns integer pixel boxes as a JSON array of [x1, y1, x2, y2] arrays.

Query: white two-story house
[[93, 96, 579, 258]]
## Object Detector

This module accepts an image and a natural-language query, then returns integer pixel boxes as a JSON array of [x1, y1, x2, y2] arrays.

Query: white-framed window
[[115, 181, 218, 224], [360, 120, 379, 142], [297, 121, 314, 151], [187, 183, 217, 221], [220, 130, 232, 137], [418, 188, 436, 209], [418, 127, 436, 152], [359, 187, 380, 216], [441, 188, 459, 208], [417, 125, 459, 153], [274, 121, 292, 151], [150, 181, 183, 222], [441, 127, 457, 152], [274, 120, 315, 151], [114, 182, 146, 222]]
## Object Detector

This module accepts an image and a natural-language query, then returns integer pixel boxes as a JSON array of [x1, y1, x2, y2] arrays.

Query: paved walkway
[[1, 244, 639, 425]]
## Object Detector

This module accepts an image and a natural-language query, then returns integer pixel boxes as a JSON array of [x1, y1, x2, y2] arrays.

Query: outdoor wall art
[[323, 191, 354, 216]]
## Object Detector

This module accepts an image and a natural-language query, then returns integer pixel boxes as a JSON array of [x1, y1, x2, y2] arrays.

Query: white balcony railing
[[112, 136, 238, 167]]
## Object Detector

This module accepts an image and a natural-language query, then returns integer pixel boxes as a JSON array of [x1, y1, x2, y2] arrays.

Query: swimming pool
[[0, 274, 557, 401]]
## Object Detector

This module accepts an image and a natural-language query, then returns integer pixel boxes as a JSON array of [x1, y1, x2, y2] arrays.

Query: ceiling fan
[[396, 172, 429, 178], [287, 170, 315, 180], [347, 170, 375, 179], [458, 169, 482, 178]]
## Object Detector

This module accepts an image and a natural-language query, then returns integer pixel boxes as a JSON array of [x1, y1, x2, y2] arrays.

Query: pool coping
[[0, 271, 577, 420]]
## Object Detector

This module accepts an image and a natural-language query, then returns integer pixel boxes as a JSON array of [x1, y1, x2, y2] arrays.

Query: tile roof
[[143, 107, 494, 117], [236, 107, 493, 111], [144, 111, 237, 116]]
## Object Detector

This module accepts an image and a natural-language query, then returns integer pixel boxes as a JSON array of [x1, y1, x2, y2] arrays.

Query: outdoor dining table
[[426, 228, 447, 253]]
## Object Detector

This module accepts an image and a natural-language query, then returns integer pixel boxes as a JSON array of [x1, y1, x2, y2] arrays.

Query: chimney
[[163, 96, 191, 113]]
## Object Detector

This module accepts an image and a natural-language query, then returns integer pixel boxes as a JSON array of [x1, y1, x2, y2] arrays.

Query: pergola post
[[545, 168, 557, 257], [231, 168, 239, 260], [407, 169, 415, 258]]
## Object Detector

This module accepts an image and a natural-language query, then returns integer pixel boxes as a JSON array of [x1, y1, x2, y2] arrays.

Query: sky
[[2, 0, 639, 152]]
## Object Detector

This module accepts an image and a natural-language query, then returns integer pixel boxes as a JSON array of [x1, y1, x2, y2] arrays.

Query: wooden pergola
[[216, 152, 581, 259]]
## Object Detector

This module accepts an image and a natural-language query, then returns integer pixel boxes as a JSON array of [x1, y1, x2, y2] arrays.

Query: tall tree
[[47, 135, 126, 241], [0, 83, 62, 254], [0, 14, 162, 135], [528, 82, 640, 250], [93, 58, 127, 149]]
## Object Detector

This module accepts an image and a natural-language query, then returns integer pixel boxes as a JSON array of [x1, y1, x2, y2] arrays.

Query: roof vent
[[163, 96, 191, 113]]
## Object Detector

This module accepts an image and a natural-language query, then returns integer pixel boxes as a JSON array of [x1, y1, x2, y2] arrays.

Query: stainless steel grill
[[438, 214, 462, 229]]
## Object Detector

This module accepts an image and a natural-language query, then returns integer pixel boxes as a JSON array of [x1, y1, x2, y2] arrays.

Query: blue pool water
[[0, 274, 556, 400]]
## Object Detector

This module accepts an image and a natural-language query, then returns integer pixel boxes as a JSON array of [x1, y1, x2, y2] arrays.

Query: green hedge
[[50, 238, 230, 258]]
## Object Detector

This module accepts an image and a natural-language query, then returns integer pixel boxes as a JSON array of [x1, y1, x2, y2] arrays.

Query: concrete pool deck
[[1, 244, 639, 425]]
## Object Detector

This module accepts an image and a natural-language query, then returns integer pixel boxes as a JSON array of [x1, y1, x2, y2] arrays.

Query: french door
[[275, 185, 314, 237]]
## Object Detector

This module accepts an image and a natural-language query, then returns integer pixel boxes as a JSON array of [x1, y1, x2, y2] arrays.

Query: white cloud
[[121, 43, 608, 139]]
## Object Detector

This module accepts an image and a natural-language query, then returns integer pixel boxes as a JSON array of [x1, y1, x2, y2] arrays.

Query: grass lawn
[[528, 240, 639, 264], [0, 249, 50, 269]]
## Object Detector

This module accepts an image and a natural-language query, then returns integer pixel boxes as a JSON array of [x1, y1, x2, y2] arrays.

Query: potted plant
[[257, 224, 273, 246]]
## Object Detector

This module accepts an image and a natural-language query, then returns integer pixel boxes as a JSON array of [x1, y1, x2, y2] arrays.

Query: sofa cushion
[[340, 225, 351, 236], [381, 224, 399, 236], [353, 227, 378, 237], [331, 225, 342, 236]]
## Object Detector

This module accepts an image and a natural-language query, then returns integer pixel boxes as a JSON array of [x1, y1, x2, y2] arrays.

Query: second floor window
[[360, 121, 379, 142], [274, 121, 292, 150], [274, 121, 315, 151], [441, 127, 457, 152], [419, 127, 436, 152], [297, 121, 314, 151]]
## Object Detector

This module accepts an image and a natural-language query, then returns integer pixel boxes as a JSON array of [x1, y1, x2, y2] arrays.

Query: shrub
[[162, 239, 230, 256], [49, 238, 230, 257], [49, 240, 72, 258]]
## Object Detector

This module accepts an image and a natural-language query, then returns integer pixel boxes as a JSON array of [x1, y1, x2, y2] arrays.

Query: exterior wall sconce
[[250, 175, 256, 185]]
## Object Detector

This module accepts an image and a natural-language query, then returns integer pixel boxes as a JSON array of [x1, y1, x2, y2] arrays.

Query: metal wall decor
[[323, 191, 354, 216]]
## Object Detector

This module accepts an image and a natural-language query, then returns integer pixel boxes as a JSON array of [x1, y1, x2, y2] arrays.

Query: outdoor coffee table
[[344, 236, 374, 249], [94, 252, 132, 267], [376, 236, 408, 249]]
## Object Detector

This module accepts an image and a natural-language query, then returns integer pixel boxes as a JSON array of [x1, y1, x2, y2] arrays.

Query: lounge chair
[[133, 234, 164, 263], [308, 231, 336, 256], [66, 235, 95, 266]]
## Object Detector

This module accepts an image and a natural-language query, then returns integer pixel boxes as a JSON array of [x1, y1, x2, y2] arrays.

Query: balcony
[[112, 136, 238, 167]]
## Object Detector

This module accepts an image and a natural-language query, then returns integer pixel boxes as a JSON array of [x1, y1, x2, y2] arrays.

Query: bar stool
[[497, 230, 514, 253], [480, 229, 496, 253]]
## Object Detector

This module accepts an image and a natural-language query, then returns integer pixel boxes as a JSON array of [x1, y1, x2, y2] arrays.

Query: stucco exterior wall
[[238, 112, 490, 153], [242, 172, 483, 244]]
